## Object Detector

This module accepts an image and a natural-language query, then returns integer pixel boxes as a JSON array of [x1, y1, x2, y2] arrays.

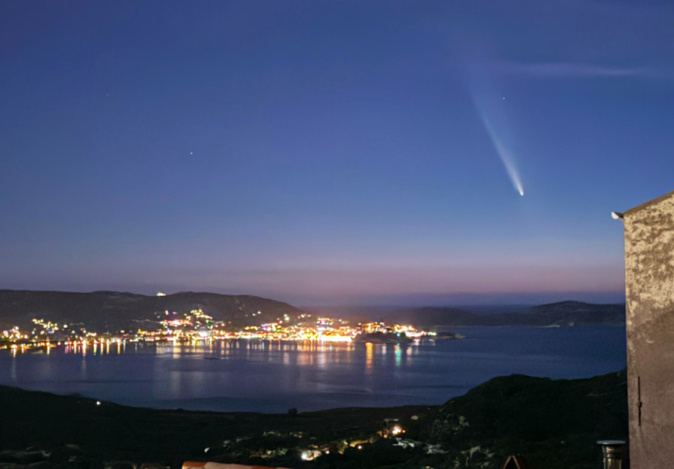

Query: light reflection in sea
[[365, 342, 373, 373], [0, 327, 627, 413], [10, 354, 16, 380], [7, 339, 419, 375]]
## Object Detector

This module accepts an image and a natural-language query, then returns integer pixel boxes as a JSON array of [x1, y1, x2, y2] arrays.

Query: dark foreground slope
[[1, 371, 626, 469], [0, 290, 301, 331], [428, 370, 628, 469]]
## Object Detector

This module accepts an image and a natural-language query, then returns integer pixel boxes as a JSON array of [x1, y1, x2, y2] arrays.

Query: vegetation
[[1, 371, 627, 468], [427, 370, 628, 468]]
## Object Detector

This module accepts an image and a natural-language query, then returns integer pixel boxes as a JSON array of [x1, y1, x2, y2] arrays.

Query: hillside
[[0, 371, 627, 468], [0, 291, 625, 333], [391, 301, 625, 328], [427, 370, 628, 468], [518, 301, 625, 326], [0, 290, 302, 332]]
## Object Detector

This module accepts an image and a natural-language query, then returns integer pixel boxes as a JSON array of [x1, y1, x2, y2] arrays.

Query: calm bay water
[[0, 326, 626, 413]]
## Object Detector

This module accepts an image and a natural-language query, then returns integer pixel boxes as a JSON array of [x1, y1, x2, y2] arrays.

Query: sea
[[0, 326, 626, 413]]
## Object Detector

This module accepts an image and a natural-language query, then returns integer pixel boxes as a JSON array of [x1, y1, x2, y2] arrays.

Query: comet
[[463, 60, 526, 198], [479, 111, 525, 197]]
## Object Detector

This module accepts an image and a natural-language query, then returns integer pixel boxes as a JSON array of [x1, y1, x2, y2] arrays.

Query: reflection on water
[[150, 340, 369, 372], [62, 340, 126, 355], [10, 356, 16, 380], [149, 339, 387, 404], [0, 327, 627, 413]]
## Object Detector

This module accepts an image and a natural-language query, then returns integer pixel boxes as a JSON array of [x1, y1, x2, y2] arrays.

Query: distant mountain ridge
[[0, 290, 625, 332], [389, 300, 625, 327], [0, 289, 302, 331]]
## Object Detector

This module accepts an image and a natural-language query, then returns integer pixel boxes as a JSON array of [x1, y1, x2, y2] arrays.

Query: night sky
[[2, 1, 673, 306]]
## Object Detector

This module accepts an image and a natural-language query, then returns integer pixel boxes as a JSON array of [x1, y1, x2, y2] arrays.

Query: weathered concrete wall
[[623, 190, 674, 469]]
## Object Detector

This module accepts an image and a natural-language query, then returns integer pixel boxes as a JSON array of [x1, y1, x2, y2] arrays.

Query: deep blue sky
[[2, 1, 673, 306]]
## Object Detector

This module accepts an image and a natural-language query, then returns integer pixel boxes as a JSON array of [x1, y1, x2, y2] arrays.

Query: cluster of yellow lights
[[1, 326, 27, 341], [3, 312, 432, 354]]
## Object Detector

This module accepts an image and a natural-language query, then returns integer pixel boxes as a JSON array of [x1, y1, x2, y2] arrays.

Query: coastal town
[[0, 299, 438, 355]]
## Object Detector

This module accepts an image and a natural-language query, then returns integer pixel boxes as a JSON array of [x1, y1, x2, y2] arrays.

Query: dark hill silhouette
[[0, 289, 301, 331], [0, 370, 626, 468], [428, 370, 627, 468], [391, 301, 625, 327], [518, 300, 625, 326], [0, 290, 625, 332]]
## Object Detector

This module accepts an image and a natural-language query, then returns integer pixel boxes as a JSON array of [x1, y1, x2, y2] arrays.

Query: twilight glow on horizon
[[2, 1, 674, 306]]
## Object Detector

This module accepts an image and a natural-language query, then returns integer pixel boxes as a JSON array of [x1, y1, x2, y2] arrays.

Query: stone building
[[619, 189, 674, 469]]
